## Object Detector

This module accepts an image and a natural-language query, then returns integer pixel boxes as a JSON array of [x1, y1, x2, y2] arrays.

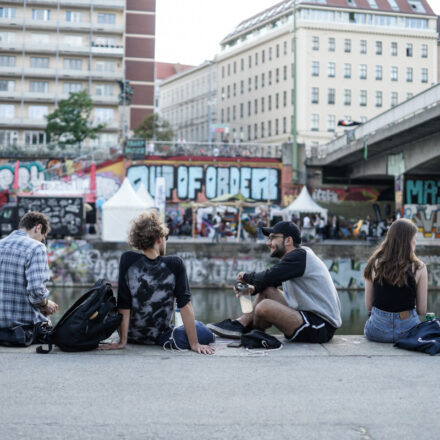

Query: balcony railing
[[2, 0, 125, 7]]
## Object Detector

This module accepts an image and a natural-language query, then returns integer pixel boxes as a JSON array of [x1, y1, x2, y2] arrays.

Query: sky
[[155, 0, 440, 66]]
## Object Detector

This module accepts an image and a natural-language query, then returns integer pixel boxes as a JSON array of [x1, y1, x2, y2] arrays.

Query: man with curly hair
[[0, 212, 58, 344], [100, 210, 214, 354]]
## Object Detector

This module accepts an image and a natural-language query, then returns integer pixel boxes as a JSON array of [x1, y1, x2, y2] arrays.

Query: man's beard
[[270, 242, 286, 258]]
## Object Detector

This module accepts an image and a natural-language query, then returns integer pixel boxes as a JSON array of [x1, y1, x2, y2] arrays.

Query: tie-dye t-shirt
[[117, 251, 191, 344]]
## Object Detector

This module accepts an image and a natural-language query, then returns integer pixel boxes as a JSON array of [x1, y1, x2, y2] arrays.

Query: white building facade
[[217, 0, 438, 153]]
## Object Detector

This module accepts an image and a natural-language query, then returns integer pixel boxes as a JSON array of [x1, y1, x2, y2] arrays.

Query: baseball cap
[[261, 221, 301, 245]]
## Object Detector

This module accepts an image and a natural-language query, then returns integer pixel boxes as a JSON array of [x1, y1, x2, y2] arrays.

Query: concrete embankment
[[47, 238, 440, 290], [1, 335, 439, 439]]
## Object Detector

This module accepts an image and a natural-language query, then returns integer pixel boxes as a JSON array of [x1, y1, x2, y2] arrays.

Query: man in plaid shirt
[[0, 212, 58, 329]]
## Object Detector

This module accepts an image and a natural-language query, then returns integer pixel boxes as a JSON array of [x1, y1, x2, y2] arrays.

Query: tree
[[45, 91, 105, 149], [134, 113, 174, 142]]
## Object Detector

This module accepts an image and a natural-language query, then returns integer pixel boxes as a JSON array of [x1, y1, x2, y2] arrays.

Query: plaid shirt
[[0, 230, 50, 328]]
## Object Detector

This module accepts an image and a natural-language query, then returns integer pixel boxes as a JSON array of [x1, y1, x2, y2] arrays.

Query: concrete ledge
[[0, 335, 431, 356]]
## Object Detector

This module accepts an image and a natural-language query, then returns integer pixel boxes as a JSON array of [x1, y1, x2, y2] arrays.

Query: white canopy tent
[[271, 186, 328, 222], [102, 178, 153, 242], [136, 184, 155, 208]]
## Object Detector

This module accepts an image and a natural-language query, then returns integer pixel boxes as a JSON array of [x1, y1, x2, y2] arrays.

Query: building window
[[240, 80, 244, 94], [421, 44, 428, 58], [96, 84, 114, 96], [261, 97, 264, 113], [327, 62, 335, 78], [94, 108, 114, 123], [255, 52, 258, 66], [226, 85, 230, 99], [283, 66, 287, 81], [283, 41, 287, 55], [248, 77, 251, 92], [240, 103, 243, 118], [344, 63, 351, 79], [276, 68, 280, 82], [221, 109, 224, 123], [254, 99, 258, 114], [311, 61, 319, 77], [283, 117, 286, 134], [375, 65, 383, 80], [226, 107, 230, 122], [64, 58, 82, 70], [406, 92, 413, 100], [254, 75, 258, 90], [328, 88, 335, 104], [312, 36, 319, 50], [261, 122, 265, 138], [421, 68, 428, 83], [248, 55, 251, 68], [233, 105, 236, 120], [233, 83, 236, 96], [344, 39, 351, 53], [275, 118, 279, 135], [221, 66, 225, 78], [268, 120, 272, 137], [390, 66, 398, 81], [328, 37, 335, 52], [269, 47, 272, 60], [406, 43, 413, 57], [0, 8, 17, 18], [344, 89, 351, 106], [0, 104, 14, 118], [30, 81, 48, 93], [359, 64, 367, 80], [31, 33, 51, 45], [311, 87, 319, 104], [28, 105, 48, 119], [227, 64, 231, 76], [247, 125, 251, 141], [247, 101, 251, 116], [63, 82, 82, 94], [391, 92, 398, 107], [275, 93, 279, 109], [327, 114, 335, 132], [360, 90, 367, 106], [406, 67, 413, 82], [360, 40, 367, 54], [32, 9, 50, 21], [261, 50, 265, 64], [0, 79, 15, 92], [311, 114, 319, 131], [96, 60, 115, 72], [283, 91, 287, 107], [65, 11, 84, 22], [97, 13, 116, 24], [268, 70, 272, 86], [0, 130, 17, 147], [375, 91, 383, 107], [261, 73, 265, 88], [391, 42, 398, 56], [240, 58, 244, 71], [276, 44, 280, 57], [30, 57, 49, 68], [0, 56, 16, 67], [25, 131, 46, 146], [268, 95, 272, 111], [254, 123, 258, 140], [233, 61, 237, 74], [375, 41, 382, 55]]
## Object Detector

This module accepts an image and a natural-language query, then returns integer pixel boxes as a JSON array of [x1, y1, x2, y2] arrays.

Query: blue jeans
[[364, 307, 420, 343], [156, 321, 215, 350]]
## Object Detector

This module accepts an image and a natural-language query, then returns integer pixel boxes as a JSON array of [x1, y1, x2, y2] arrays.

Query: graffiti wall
[[125, 158, 282, 203], [403, 204, 440, 240], [405, 177, 440, 205], [311, 186, 387, 203]]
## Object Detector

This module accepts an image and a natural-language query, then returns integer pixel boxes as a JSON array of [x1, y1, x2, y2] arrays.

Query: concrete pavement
[[1, 335, 439, 440]]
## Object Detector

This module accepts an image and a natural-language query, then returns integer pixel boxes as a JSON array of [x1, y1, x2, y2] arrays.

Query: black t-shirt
[[243, 248, 307, 294], [117, 251, 191, 344]]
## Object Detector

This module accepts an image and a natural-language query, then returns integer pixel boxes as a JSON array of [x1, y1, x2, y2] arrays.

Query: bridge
[[307, 83, 440, 184]]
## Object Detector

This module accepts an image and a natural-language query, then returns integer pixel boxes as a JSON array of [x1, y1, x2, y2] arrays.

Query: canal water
[[49, 287, 440, 335]]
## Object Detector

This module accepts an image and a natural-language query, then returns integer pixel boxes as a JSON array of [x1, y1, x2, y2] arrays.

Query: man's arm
[[180, 302, 214, 355], [98, 309, 130, 350], [242, 249, 307, 294]]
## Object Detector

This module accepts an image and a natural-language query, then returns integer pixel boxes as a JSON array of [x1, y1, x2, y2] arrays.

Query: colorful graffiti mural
[[312, 187, 382, 203], [403, 204, 440, 239], [126, 159, 282, 202], [405, 177, 440, 205], [0, 161, 46, 191]]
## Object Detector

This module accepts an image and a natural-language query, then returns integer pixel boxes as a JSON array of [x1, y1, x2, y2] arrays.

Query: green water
[[49, 287, 440, 335]]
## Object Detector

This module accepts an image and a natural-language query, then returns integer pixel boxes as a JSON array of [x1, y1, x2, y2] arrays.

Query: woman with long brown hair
[[363, 218, 428, 342]]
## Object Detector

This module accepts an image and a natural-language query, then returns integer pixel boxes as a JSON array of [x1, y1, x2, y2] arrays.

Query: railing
[[317, 83, 440, 158]]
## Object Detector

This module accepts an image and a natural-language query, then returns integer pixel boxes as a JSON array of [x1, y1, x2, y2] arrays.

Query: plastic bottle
[[174, 306, 183, 327]]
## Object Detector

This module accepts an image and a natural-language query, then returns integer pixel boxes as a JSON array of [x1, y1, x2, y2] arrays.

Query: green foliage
[[134, 113, 174, 142], [45, 91, 105, 149]]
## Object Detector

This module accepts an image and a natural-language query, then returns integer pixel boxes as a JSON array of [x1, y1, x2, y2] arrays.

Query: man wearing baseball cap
[[208, 221, 342, 343]]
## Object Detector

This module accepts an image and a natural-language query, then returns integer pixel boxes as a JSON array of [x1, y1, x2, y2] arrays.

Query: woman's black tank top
[[373, 270, 416, 312]]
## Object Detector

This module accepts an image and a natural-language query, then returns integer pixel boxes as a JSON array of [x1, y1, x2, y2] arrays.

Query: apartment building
[[159, 61, 218, 143], [217, 0, 438, 152], [0, 0, 155, 150]]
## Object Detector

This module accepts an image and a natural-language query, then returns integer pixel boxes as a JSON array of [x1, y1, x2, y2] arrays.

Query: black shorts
[[286, 311, 336, 343]]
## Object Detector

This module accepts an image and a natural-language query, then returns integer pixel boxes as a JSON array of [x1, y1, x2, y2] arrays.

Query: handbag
[[240, 329, 282, 350]]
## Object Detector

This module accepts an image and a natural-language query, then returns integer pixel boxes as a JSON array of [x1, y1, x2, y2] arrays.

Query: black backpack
[[36, 279, 122, 353]]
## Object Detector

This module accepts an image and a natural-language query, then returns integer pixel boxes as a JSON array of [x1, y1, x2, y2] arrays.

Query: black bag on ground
[[0, 324, 39, 347], [240, 330, 282, 350], [36, 279, 122, 354], [394, 318, 440, 355]]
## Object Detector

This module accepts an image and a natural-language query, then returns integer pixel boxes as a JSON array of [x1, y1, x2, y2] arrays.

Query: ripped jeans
[[364, 307, 420, 343]]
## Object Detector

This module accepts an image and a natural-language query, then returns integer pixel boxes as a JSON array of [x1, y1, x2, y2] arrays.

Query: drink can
[[425, 312, 436, 321]]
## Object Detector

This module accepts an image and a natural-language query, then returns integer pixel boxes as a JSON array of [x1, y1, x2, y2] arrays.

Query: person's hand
[[98, 342, 126, 350], [40, 300, 58, 316], [236, 272, 246, 283], [190, 343, 215, 355]]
